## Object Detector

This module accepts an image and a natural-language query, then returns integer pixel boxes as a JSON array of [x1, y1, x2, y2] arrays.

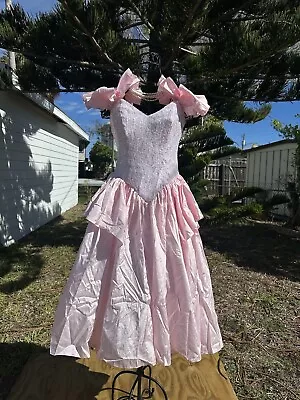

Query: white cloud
[[87, 110, 101, 116], [56, 99, 86, 114]]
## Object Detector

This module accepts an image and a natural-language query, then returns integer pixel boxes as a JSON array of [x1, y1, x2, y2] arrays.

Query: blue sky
[[2, 0, 300, 154]]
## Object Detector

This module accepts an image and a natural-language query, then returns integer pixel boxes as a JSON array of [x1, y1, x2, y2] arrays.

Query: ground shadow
[[0, 342, 109, 400], [0, 342, 47, 400], [0, 215, 88, 294], [25, 214, 88, 249], [201, 223, 300, 282]]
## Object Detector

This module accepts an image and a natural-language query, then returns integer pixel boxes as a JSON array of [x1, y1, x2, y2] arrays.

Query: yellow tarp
[[8, 350, 238, 399]]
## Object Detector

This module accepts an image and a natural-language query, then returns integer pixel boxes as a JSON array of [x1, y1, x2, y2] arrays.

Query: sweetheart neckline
[[117, 98, 178, 118]]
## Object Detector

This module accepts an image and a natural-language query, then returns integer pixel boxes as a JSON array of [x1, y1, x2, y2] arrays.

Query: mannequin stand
[[111, 365, 168, 400]]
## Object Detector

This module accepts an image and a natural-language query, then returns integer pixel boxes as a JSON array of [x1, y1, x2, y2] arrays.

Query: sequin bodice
[[110, 99, 185, 201]]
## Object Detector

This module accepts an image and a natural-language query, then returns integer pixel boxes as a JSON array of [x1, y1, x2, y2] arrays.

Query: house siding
[[0, 91, 79, 246], [246, 142, 297, 189], [246, 142, 297, 216]]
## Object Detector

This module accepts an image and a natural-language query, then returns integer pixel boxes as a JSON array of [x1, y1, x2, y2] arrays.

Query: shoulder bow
[[83, 69, 141, 110], [157, 76, 210, 117]]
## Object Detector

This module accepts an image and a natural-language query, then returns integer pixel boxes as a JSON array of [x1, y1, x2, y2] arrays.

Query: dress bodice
[[110, 99, 185, 201], [83, 68, 211, 201]]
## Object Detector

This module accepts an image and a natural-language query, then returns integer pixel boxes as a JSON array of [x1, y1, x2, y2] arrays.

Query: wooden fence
[[202, 158, 247, 196]]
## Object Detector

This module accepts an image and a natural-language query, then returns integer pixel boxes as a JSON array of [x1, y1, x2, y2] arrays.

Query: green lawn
[[0, 201, 299, 400]]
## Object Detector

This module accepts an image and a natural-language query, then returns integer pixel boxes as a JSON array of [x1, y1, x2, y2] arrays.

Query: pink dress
[[50, 69, 223, 368]]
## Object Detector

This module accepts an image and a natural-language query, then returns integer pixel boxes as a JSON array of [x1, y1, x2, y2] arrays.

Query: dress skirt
[[50, 175, 223, 368]]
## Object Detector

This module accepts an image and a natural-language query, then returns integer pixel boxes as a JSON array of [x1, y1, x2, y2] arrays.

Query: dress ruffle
[[50, 175, 223, 368], [84, 175, 203, 243]]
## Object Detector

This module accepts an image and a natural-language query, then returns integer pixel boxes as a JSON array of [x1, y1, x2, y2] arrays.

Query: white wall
[[246, 142, 297, 189], [246, 142, 297, 216], [0, 91, 79, 246]]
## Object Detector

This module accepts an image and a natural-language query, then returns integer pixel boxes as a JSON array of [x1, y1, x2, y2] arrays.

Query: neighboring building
[[245, 140, 297, 189], [0, 86, 89, 246], [244, 139, 297, 216]]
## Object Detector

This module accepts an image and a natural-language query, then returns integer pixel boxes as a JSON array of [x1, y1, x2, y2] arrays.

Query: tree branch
[[223, 16, 295, 26], [117, 21, 144, 32], [163, 0, 210, 70], [2, 87, 297, 102], [6, 48, 115, 72], [59, 0, 123, 71], [125, 0, 154, 31], [123, 38, 149, 43], [209, 92, 298, 103], [207, 42, 300, 79]]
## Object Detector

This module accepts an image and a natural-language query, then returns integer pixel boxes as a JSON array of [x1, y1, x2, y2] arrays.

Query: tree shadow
[[0, 215, 89, 294], [0, 91, 61, 246], [0, 342, 109, 400], [24, 214, 88, 249], [201, 223, 300, 282], [0, 90, 62, 290]]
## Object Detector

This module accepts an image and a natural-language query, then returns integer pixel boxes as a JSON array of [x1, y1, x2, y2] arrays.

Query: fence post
[[218, 164, 225, 196]]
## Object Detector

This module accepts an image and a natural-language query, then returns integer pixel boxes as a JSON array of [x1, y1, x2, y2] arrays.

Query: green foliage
[[273, 116, 300, 141], [199, 186, 290, 225], [259, 193, 290, 214], [286, 182, 300, 228], [199, 195, 228, 213], [199, 187, 264, 214], [206, 203, 264, 225], [178, 115, 237, 192], [0, 67, 13, 89], [89, 141, 113, 178], [89, 121, 113, 143], [230, 187, 265, 202]]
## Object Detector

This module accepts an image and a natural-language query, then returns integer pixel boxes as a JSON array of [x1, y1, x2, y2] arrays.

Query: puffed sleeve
[[177, 84, 210, 117], [83, 87, 116, 110], [157, 75, 210, 117], [83, 68, 141, 111]]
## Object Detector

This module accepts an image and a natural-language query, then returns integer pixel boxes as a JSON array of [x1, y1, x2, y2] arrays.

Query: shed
[[245, 140, 297, 189], [244, 139, 297, 216], [0, 88, 89, 246]]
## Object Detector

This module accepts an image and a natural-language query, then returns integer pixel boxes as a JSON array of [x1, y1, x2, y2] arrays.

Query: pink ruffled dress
[[50, 69, 223, 368]]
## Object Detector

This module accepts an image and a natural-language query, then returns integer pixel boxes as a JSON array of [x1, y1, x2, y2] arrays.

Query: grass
[[0, 200, 299, 400], [202, 223, 300, 400]]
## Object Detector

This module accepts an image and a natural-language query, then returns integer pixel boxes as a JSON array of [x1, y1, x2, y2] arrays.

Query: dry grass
[[0, 202, 299, 400], [202, 223, 300, 400]]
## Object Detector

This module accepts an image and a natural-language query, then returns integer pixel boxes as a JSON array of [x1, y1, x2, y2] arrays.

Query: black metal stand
[[111, 365, 168, 400]]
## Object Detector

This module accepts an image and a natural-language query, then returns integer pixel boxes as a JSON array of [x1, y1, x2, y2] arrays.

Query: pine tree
[[0, 0, 299, 121], [179, 116, 238, 198], [1, 1, 299, 196]]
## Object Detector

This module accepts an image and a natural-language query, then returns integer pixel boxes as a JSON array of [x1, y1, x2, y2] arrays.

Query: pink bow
[[157, 76, 210, 117], [83, 69, 141, 110]]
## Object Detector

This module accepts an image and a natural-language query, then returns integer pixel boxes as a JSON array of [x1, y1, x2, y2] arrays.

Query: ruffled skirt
[[50, 175, 223, 368]]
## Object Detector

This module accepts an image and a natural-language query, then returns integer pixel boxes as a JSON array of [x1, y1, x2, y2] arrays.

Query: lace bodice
[[83, 68, 210, 201], [110, 99, 185, 201]]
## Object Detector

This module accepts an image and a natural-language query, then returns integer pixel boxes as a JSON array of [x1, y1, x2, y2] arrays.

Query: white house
[[0, 87, 89, 246], [244, 139, 297, 216]]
